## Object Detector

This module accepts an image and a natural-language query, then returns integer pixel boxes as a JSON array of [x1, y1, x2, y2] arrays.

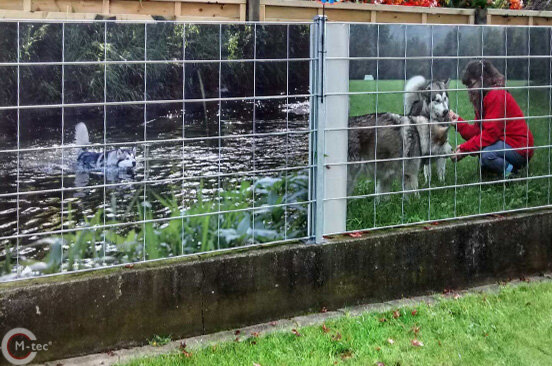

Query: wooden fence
[[0, 0, 552, 24], [0, 0, 247, 21]]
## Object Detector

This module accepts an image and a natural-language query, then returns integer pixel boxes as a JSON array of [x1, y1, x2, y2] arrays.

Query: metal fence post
[[310, 16, 349, 243], [310, 15, 326, 244]]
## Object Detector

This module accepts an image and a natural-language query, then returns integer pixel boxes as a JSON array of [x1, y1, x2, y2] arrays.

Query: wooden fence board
[[0, 0, 244, 20], [32, 0, 103, 13], [110, 0, 175, 17], [1, 0, 24, 11], [264, 5, 315, 21], [427, 13, 471, 24], [178, 2, 241, 19]]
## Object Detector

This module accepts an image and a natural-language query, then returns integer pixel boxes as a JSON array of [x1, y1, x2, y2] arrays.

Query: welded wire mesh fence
[[1, 19, 550, 282], [335, 22, 552, 236], [0, 20, 313, 281]]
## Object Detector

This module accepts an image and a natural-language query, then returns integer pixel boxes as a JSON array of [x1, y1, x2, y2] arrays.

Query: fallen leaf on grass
[[124, 264, 134, 269], [292, 329, 301, 337], [411, 309, 418, 316], [106, 350, 115, 357], [438, 340, 442, 346], [411, 339, 424, 347], [392, 310, 400, 319], [234, 337, 240, 342], [375, 346, 381, 351], [340, 350, 353, 360], [235, 330, 241, 336], [430, 221, 440, 226], [322, 324, 330, 333], [423, 226, 432, 230], [453, 293, 462, 300], [270, 321, 277, 326], [411, 326, 420, 336], [387, 338, 395, 344], [251, 332, 260, 338], [332, 332, 342, 341], [321, 306, 328, 313], [179, 342, 187, 350], [182, 350, 192, 358], [379, 317, 387, 323], [348, 232, 363, 238]]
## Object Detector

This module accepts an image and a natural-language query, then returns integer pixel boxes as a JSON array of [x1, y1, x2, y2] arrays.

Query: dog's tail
[[404, 76, 427, 115], [75, 122, 90, 151]]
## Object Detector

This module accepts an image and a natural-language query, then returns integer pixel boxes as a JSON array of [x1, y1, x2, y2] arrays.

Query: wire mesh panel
[[0, 20, 313, 282], [2, 19, 551, 282], [335, 22, 552, 236]]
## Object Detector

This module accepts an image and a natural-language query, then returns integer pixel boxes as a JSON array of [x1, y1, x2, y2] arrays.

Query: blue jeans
[[480, 141, 527, 174]]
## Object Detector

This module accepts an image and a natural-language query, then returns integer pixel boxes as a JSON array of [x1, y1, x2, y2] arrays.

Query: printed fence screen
[[1, 19, 551, 282], [0, 20, 313, 281], [318, 21, 552, 239]]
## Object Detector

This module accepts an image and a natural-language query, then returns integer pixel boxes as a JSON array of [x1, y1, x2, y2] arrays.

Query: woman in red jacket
[[449, 60, 534, 176]]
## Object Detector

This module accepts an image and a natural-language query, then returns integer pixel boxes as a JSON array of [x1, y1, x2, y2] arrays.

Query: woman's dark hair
[[462, 60, 505, 114], [462, 59, 505, 89]]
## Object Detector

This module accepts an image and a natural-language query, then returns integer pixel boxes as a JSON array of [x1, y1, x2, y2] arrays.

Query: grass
[[121, 280, 552, 366], [347, 80, 552, 230]]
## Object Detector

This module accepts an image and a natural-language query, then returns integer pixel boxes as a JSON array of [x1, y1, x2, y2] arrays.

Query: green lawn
[[122, 280, 552, 366], [347, 80, 551, 230]]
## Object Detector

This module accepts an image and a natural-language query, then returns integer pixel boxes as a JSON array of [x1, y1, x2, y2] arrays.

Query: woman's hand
[[448, 110, 460, 122], [450, 147, 465, 163]]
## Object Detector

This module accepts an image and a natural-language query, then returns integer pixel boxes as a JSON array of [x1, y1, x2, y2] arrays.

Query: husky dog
[[75, 122, 136, 171], [404, 75, 452, 183], [348, 112, 450, 198]]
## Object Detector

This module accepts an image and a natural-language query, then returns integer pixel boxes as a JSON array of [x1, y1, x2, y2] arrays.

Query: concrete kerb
[[41, 274, 552, 366]]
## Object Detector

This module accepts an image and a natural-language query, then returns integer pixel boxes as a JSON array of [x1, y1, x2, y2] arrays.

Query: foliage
[[340, 0, 524, 8], [122, 280, 552, 365], [149, 335, 172, 347], [1, 173, 308, 277]]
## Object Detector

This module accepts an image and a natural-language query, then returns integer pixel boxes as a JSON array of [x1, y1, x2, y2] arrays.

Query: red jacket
[[457, 89, 534, 159]]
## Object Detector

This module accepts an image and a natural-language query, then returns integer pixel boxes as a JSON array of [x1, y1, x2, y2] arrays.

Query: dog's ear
[[443, 78, 450, 89], [422, 84, 432, 99]]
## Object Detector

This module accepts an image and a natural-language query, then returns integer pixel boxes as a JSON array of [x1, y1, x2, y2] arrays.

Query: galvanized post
[[310, 15, 327, 244], [323, 22, 349, 238]]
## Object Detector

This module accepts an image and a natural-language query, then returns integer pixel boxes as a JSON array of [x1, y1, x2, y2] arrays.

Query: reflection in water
[[0, 101, 310, 280]]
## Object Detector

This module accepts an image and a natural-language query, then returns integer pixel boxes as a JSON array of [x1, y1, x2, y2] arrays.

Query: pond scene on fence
[[0, 22, 311, 280]]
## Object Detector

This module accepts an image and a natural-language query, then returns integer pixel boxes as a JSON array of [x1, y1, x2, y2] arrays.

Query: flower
[[509, 0, 523, 9]]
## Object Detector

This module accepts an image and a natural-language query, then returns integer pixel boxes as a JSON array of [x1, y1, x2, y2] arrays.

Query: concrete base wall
[[1, 210, 551, 363]]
